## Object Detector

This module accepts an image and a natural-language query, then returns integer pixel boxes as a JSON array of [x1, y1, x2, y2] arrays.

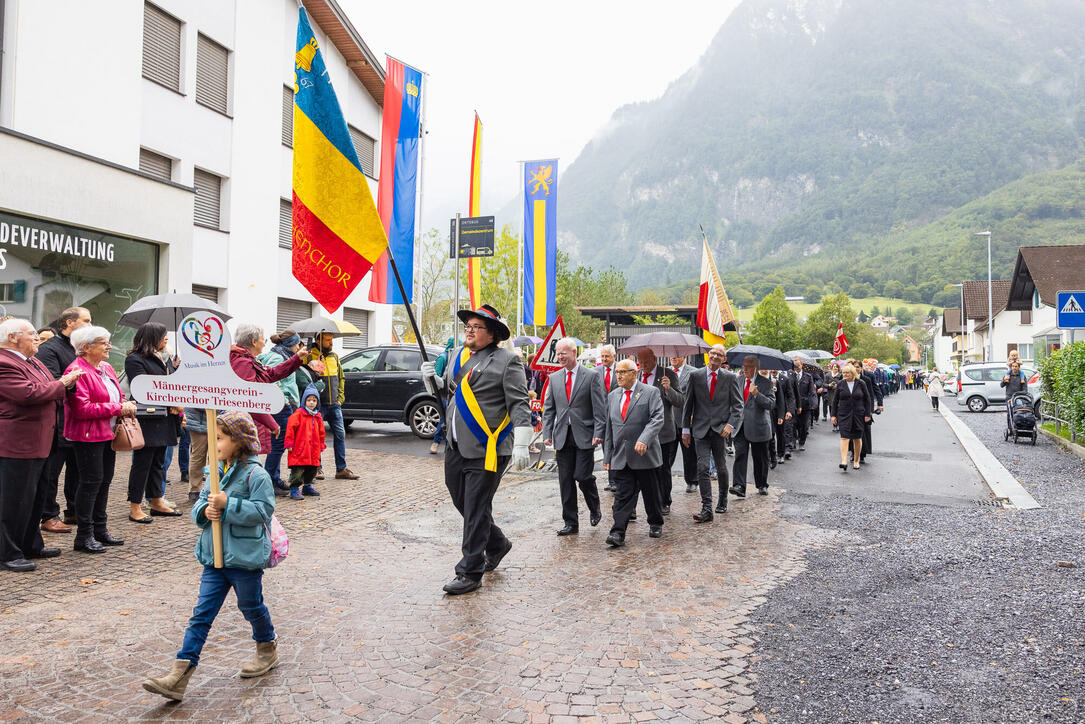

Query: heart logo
[[181, 316, 224, 359]]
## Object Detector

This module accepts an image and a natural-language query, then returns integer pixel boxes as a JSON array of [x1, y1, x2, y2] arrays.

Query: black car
[[340, 344, 445, 438]]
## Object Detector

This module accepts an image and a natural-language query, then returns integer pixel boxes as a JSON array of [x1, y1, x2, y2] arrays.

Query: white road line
[[939, 404, 1041, 510]]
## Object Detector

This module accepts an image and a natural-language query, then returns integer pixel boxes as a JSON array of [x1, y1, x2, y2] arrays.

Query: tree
[[729, 286, 756, 309], [927, 307, 938, 319], [895, 307, 914, 325], [882, 280, 905, 298], [932, 285, 961, 308], [850, 326, 903, 363], [804, 285, 822, 304], [804, 292, 858, 352], [554, 251, 634, 342], [745, 286, 802, 351], [870, 304, 881, 316], [857, 309, 870, 323], [901, 285, 922, 302], [753, 276, 785, 300], [850, 281, 874, 298], [392, 228, 454, 344]]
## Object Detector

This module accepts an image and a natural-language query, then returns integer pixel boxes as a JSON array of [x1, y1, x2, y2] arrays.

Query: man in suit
[[603, 359, 665, 547], [543, 338, 606, 535], [0, 319, 83, 571], [635, 348, 683, 516], [730, 357, 776, 497], [681, 344, 743, 523], [422, 305, 531, 595], [775, 368, 797, 461], [595, 344, 619, 492], [792, 358, 817, 450], [669, 356, 698, 493], [854, 359, 884, 462]]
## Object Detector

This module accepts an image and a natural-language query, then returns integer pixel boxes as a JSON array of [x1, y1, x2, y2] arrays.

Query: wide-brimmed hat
[[217, 411, 260, 456], [457, 304, 510, 342]]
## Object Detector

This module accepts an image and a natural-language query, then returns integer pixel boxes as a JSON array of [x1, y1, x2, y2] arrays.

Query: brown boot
[[334, 468, 359, 480], [142, 659, 195, 701], [239, 640, 278, 678]]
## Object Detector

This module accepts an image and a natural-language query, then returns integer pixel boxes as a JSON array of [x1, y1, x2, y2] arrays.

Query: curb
[[938, 405, 1041, 510], [1038, 427, 1085, 461]]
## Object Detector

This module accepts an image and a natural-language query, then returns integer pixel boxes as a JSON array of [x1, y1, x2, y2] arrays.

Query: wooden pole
[[206, 409, 224, 568]]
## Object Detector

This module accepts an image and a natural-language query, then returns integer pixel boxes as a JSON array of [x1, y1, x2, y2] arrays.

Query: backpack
[[241, 465, 290, 568]]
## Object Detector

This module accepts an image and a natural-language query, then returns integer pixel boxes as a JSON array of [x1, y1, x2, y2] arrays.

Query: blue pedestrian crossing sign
[[1056, 290, 1085, 329]]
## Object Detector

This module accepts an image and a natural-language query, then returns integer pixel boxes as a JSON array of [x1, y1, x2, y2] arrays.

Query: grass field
[[733, 296, 942, 323]]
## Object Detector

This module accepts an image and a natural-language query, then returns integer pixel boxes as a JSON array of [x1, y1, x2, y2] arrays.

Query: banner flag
[[292, 7, 387, 313], [370, 57, 423, 304], [695, 235, 736, 336], [522, 159, 558, 326], [833, 322, 849, 357], [467, 114, 483, 309]]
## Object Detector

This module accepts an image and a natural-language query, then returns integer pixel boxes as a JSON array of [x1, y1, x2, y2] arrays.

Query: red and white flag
[[833, 322, 849, 357], [696, 236, 735, 345]]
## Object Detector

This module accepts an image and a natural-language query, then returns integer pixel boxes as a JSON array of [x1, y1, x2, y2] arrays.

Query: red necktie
[[642, 372, 650, 384], [604, 367, 611, 392], [565, 369, 572, 401], [744, 378, 750, 402], [709, 371, 717, 401], [673, 367, 679, 373], [621, 389, 631, 420]]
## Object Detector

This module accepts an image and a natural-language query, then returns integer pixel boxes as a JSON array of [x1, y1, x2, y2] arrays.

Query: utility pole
[[976, 230, 993, 362]]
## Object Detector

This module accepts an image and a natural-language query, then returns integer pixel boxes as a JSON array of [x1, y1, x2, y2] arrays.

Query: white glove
[[511, 425, 533, 471], [420, 361, 441, 394]]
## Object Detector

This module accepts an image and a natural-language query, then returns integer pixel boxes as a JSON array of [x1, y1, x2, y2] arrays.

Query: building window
[[282, 85, 293, 147], [347, 125, 376, 177], [191, 284, 220, 304], [1017, 343, 1034, 360], [341, 308, 371, 349], [279, 199, 292, 249], [138, 148, 172, 181], [277, 298, 312, 332], [0, 283, 15, 302], [193, 169, 223, 229], [1019, 309, 1031, 324], [142, 2, 182, 92], [195, 33, 230, 115]]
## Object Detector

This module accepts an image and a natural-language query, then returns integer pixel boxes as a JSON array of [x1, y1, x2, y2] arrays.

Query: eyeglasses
[[615, 369, 637, 375], [463, 323, 488, 332]]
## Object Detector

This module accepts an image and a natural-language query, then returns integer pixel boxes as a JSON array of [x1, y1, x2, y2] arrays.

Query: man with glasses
[[594, 345, 619, 492]]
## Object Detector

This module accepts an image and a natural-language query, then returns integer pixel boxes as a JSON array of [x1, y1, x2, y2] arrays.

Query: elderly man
[[681, 344, 743, 522], [635, 348, 683, 516], [543, 338, 606, 535], [669, 356, 698, 493], [603, 359, 665, 547], [594, 344, 619, 491], [0, 319, 84, 571], [792, 357, 817, 451], [730, 356, 776, 497]]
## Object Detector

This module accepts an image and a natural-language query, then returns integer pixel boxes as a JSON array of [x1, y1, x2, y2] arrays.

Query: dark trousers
[[555, 438, 600, 528], [931, 397, 940, 410], [796, 409, 813, 446], [671, 428, 697, 484], [444, 443, 510, 582], [821, 395, 831, 418], [265, 406, 294, 486], [71, 441, 115, 543], [128, 445, 166, 504], [288, 465, 319, 488], [694, 434, 728, 508], [731, 428, 769, 494], [657, 439, 678, 507], [178, 567, 274, 666], [0, 457, 49, 562], [162, 428, 190, 484], [41, 437, 79, 521], [610, 465, 663, 534], [849, 421, 873, 459], [775, 419, 792, 457]]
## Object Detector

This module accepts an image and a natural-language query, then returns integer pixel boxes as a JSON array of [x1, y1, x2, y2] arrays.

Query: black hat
[[457, 304, 510, 342]]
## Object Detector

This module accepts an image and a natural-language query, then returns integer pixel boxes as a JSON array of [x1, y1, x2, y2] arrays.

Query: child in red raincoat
[[284, 384, 325, 500]]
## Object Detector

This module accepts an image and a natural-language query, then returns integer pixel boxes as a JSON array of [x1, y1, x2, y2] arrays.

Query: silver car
[[955, 362, 1040, 413]]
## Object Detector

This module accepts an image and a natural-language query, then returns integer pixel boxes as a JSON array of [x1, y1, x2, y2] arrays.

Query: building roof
[[941, 308, 963, 336], [575, 305, 737, 330], [308, 0, 386, 105], [961, 280, 1011, 323], [1006, 244, 1085, 311]]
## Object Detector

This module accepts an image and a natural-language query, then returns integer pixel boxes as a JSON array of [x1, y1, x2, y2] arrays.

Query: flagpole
[[387, 248, 428, 362], [414, 70, 428, 342], [516, 161, 524, 337]]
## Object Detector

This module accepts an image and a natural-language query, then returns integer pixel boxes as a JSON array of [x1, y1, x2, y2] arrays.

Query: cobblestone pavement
[[0, 443, 827, 723]]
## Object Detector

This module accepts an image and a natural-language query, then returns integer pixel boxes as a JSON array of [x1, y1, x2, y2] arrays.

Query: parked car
[[340, 344, 445, 438], [955, 362, 1041, 413]]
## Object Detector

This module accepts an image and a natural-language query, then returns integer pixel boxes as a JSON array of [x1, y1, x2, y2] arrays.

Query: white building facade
[[0, 0, 390, 361]]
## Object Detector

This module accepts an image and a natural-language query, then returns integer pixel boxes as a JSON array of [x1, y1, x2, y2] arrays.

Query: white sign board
[[529, 316, 568, 372], [130, 312, 285, 414]]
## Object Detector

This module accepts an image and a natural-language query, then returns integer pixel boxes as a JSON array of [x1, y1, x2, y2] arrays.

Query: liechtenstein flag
[[369, 58, 423, 304]]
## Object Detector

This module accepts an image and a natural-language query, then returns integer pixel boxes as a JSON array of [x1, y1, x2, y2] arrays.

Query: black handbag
[[133, 402, 168, 417]]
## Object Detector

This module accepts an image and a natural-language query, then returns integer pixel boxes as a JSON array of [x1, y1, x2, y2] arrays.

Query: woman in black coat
[[124, 322, 182, 523], [830, 363, 871, 471]]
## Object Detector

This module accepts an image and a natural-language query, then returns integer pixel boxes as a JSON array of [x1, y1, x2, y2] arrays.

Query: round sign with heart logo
[[181, 316, 225, 359]]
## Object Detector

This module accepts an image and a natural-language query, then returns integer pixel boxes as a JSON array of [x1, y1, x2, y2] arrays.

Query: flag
[[369, 58, 423, 305], [833, 322, 849, 357], [696, 235, 736, 341], [292, 8, 386, 313], [522, 160, 558, 326], [466, 114, 482, 309]]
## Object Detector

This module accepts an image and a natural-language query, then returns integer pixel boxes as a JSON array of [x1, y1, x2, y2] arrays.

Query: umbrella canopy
[[786, 348, 835, 360], [725, 344, 793, 370], [617, 331, 710, 358], [118, 292, 231, 329], [889, 364, 902, 370], [565, 337, 587, 347], [783, 350, 816, 365], [291, 316, 362, 338], [512, 335, 543, 347]]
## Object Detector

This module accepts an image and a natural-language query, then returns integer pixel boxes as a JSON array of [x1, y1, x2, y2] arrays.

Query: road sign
[[449, 215, 495, 258], [1056, 290, 1085, 329], [530, 315, 567, 371]]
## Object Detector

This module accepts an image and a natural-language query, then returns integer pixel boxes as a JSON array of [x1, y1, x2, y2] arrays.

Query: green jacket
[[191, 456, 275, 570]]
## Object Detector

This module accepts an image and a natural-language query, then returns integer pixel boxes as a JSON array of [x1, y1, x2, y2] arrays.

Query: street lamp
[[950, 282, 964, 364], [976, 230, 993, 362]]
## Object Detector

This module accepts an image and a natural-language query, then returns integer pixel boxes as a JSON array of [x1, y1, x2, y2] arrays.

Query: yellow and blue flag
[[522, 159, 557, 326]]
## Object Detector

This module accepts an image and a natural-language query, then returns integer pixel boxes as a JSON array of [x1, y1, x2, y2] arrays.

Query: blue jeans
[[162, 429, 191, 484], [265, 406, 295, 486], [321, 403, 347, 471], [178, 567, 274, 666]]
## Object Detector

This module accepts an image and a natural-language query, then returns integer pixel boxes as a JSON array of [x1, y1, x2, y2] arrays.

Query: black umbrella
[[118, 292, 231, 329], [725, 344, 792, 370]]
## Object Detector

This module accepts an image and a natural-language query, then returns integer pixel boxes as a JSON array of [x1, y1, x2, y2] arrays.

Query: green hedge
[[1039, 341, 1085, 435]]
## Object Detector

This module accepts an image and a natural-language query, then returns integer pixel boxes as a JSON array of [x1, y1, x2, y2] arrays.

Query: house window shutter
[[196, 33, 229, 114], [277, 298, 312, 331], [282, 85, 294, 147], [191, 285, 219, 304], [347, 125, 376, 177], [142, 3, 182, 92], [279, 199, 292, 249], [193, 169, 222, 229], [139, 148, 172, 181], [1020, 309, 1031, 324], [342, 308, 370, 349]]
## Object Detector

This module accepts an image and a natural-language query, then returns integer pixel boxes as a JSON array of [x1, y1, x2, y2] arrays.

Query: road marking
[[938, 405, 1040, 509]]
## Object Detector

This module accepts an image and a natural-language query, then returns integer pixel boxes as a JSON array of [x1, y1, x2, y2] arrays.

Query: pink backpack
[[265, 515, 289, 568]]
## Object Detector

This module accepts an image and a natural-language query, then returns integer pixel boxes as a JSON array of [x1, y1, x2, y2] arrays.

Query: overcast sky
[[341, 0, 742, 233]]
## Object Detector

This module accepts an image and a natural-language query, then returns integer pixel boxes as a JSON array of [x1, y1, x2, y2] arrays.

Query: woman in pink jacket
[[64, 326, 137, 553]]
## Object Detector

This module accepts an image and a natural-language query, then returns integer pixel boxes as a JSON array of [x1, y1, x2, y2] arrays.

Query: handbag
[[112, 415, 145, 452], [240, 466, 291, 568]]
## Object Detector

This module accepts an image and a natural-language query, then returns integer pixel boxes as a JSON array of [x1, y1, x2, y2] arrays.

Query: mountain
[[556, 0, 1085, 297]]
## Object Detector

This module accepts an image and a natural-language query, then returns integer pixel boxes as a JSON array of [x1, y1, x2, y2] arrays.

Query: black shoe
[[484, 539, 513, 572], [604, 483, 617, 492], [150, 507, 182, 517], [128, 515, 153, 524], [692, 508, 713, 523], [590, 511, 602, 527], [605, 532, 625, 547], [769, 458, 777, 470], [715, 503, 728, 514], [96, 532, 124, 546], [757, 487, 769, 495], [839, 463, 847, 471], [784, 452, 792, 460], [661, 505, 670, 516], [729, 486, 745, 498], [629, 512, 637, 521], [74, 539, 105, 554], [685, 484, 697, 493], [180, 473, 190, 483], [556, 525, 578, 536], [188, 492, 200, 503], [649, 525, 662, 538], [28, 547, 61, 559], [2, 558, 36, 572], [273, 483, 290, 498], [442, 575, 481, 595]]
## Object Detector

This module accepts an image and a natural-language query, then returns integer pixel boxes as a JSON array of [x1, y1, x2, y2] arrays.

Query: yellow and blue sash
[[452, 346, 512, 471]]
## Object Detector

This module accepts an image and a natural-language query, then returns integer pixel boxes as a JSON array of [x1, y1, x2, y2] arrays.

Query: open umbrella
[[617, 331, 710, 358], [118, 292, 231, 329], [889, 363, 902, 370], [783, 350, 816, 365], [512, 335, 543, 347], [565, 337, 587, 347], [725, 344, 792, 370], [291, 315, 362, 338], [786, 348, 835, 360]]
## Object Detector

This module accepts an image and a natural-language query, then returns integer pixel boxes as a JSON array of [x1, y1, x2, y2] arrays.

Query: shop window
[[342, 307, 370, 349], [282, 85, 293, 147], [139, 148, 172, 181], [196, 33, 230, 115], [279, 199, 292, 249], [142, 2, 182, 92], [347, 125, 376, 177], [193, 169, 223, 229]]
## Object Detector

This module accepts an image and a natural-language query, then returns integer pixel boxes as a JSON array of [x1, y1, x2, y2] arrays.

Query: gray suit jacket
[[643, 366, 683, 444], [681, 366, 743, 439], [442, 344, 531, 459], [734, 373, 776, 443], [542, 364, 606, 449], [604, 382, 663, 470]]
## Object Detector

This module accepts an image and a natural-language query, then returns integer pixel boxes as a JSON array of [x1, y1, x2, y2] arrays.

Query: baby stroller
[[1004, 392, 1037, 445]]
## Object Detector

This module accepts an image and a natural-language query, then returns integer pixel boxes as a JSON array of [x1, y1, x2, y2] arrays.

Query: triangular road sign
[[1060, 294, 1083, 315], [530, 315, 567, 371]]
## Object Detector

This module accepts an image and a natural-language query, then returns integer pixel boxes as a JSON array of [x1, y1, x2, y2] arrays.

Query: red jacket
[[230, 345, 304, 453], [0, 349, 66, 458], [284, 407, 325, 467], [63, 357, 125, 444]]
